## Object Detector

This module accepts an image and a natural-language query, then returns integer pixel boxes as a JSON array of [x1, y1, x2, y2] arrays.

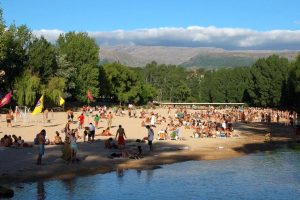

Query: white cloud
[[33, 26, 300, 50], [32, 29, 64, 42]]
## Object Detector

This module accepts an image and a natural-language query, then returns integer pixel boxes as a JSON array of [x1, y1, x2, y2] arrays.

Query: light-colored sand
[[0, 108, 295, 184]]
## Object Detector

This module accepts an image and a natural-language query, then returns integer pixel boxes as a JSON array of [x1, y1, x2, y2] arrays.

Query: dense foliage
[[133, 56, 300, 112], [0, 8, 299, 112], [0, 9, 157, 107], [181, 54, 257, 68]]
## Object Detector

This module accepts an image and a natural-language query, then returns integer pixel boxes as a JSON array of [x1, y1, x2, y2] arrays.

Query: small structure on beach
[[157, 102, 245, 109]]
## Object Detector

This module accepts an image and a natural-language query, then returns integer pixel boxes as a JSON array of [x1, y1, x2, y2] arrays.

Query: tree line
[[134, 56, 300, 112], [0, 9, 299, 112]]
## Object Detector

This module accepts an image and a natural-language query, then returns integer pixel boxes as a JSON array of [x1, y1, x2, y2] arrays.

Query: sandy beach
[[0, 108, 296, 184]]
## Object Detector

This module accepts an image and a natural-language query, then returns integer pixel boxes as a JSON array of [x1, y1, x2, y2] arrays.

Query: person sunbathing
[[54, 131, 63, 145], [101, 128, 113, 136], [193, 127, 201, 138], [141, 120, 146, 127], [17, 136, 23, 146], [145, 117, 150, 123], [5, 135, 13, 147], [156, 119, 162, 125], [101, 113, 107, 119], [12, 135, 18, 146], [140, 110, 146, 118], [105, 137, 118, 149], [158, 130, 167, 140]]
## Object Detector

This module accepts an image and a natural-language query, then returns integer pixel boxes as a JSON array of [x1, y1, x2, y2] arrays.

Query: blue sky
[[2, 0, 300, 49], [2, 0, 300, 31]]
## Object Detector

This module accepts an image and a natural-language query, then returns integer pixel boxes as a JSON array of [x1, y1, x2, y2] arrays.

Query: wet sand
[[0, 108, 296, 184]]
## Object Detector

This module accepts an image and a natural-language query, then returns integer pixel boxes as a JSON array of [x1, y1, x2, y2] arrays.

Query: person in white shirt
[[89, 123, 96, 141], [146, 125, 154, 151], [221, 120, 227, 130], [150, 114, 156, 127]]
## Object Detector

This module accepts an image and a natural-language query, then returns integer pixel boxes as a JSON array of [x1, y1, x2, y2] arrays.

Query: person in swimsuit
[[107, 112, 113, 128], [6, 110, 14, 127], [70, 131, 78, 163], [115, 125, 126, 149], [37, 129, 46, 165]]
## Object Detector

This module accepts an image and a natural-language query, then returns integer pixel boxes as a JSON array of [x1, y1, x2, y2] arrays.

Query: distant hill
[[100, 45, 299, 68], [181, 54, 257, 68]]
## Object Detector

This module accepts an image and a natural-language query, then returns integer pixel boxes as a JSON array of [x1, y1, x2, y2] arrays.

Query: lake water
[[10, 148, 300, 200]]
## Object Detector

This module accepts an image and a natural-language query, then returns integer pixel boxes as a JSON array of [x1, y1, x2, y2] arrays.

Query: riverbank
[[0, 109, 296, 184]]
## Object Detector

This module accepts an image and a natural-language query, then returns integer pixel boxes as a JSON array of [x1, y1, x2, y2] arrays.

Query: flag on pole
[[87, 90, 93, 101], [0, 92, 12, 107], [59, 96, 65, 106], [32, 95, 44, 115]]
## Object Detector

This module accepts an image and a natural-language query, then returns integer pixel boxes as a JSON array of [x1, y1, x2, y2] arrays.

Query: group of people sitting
[[138, 107, 240, 140], [0, 134, 31, 147], [176, 109, 237, 139]]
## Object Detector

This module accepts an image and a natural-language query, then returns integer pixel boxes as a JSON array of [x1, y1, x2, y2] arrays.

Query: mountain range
[[100, 45, 299, 68]]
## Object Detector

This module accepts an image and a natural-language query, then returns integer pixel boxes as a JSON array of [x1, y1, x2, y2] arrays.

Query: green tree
[[200, 67, 250, 103], [77, 63, 99, 102], [288, 54, 300, 111], [56, 55, 77, 98], [102, 62, 156, 103], [46, 77, 65, 105], [200, 69, 226, 102], [14, 70, 41, 106], [28, 36, 57, 82], [103, 62, 141, 103], [186, 69, 205, 102], [56, 32, 100, 101], [247, 55, 289, 107], [0, 10, 31, 91], [139, 83, 157, 104], [140, 62, 191, 102]]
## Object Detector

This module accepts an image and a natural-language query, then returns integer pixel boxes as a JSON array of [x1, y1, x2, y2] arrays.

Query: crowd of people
[[0, 104, 299, 165], [139, 106, 299, 141], [0, 134, 31, 148]]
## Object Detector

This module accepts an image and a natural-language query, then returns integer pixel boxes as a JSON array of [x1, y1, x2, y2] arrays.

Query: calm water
[[10, 148, 300, 200]]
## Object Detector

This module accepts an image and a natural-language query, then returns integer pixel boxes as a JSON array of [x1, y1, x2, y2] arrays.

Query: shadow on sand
[[233, 122, 298, 154], [0, 137, 197, 185]]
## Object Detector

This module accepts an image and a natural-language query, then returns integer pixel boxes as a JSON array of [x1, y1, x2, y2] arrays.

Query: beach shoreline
[[0, 109, 296, 185]]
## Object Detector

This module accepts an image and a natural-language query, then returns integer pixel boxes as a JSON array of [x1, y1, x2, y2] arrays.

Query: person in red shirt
[[78, 113, 85, 129]]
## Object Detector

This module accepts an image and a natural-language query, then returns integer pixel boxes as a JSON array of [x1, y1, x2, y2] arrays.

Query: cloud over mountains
[[33, 26, 300, 50]]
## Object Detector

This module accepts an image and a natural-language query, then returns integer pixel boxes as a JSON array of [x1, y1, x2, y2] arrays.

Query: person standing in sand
[[94, 114, 100, 129], [115, 125, 126, 149], [168, 107, 171, 116], [78, 113, 85, 129], [70, 131, 78, 163], [44, 108, 49, 122], [88, 123, 96, 142], [37, 129, 46, 165], [107, 112, 113, 128], [146, 125, 154, 151], [6, 110, 14, 127], [150, 113, 156, 127]]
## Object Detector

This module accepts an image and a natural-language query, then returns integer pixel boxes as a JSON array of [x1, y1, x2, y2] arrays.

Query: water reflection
[[10, 149, 300, 200], [145, 170, 154, 184], [62, 178, 76, 199], [37, 181, 45, 200], [116, 168, 124, 178], [137, 169, 142, 178], [116, 168, 154, 182]]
